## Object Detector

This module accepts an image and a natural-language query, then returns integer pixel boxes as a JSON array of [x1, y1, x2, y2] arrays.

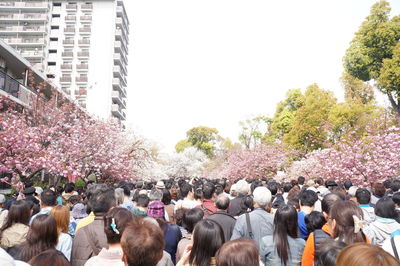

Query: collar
[[359, 204, 371, 208], [376, 216, 397, 223]]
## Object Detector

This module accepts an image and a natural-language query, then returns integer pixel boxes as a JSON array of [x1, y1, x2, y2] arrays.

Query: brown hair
[[28, 249, 70, 266], [216, 239, 259, 266], [373, 183, 386, 197], [121, 219, 164, 266], [17, 215, 58, 262], [329, 200, 366, 244], [287, 185, 300, 200], [50, 205, 70, 235], [104, 207, 133, 244], [336, 243, 400, 266]]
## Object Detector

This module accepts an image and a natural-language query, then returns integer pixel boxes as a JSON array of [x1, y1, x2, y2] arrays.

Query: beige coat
[[0, 223, 29, 248]]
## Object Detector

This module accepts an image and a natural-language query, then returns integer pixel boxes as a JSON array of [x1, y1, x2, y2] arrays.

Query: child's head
[[305, 211, 326, 233]]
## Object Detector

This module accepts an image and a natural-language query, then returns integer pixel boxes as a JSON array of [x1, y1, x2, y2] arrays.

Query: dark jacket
[[208, 211, 236, 241], [227, 194, 246, 217], [71, 214, 108, 266], [163, 223, 182, 264]]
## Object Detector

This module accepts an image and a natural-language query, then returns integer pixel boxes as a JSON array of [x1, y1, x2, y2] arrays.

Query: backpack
[[314, 229, 330, 249]]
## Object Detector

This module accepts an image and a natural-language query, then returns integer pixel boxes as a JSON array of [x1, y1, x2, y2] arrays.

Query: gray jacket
[[260, 235, 305, 266], [230, 208, 273, 247], [363, 217, 400, 246]]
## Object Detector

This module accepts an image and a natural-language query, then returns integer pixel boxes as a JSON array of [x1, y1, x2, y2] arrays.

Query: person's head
[[392, 179, 400, 193], [202, 182, 215, 200], [287, 185, 301, 200], [305, 211, 326, 233], [298, 176, 305, 185], [273, 204, 298, 265], [216, 238, 259, 266], [149, 189, 163, 202], [190, 219, 225, 266], [104, 207, 133, 244], [393, 192, 400, 208], [147, 201, 165, 219], [355, 188, 371, 205], [180, 182, 193, 198], [375, 196, 397, 219], [321, 193, 343, 219], [183, 208, 204, 233], [282, 182, 293, 193], [115, 188, 125, 205], [28, 249, 70, 266], [383, 179, 392, 190], [64, 183, 75, 194], [161, 189, 171, 205], [1, 200, 30, 231], [235, 180, 250, 195], [252, 187, 272, 208], [40, 189, 57, 207], [314, 239, 347, 266], [336, 243, 400, 266], [343, 180, 353, 190], [348, 186, 359, 197], [120, 185, 131, 197], [299, 190, 318, 208], [267, 182, 279, 196], [240, 195, 254, 213], [329, 200, 366, 244], [121, 219, 165, 266], [215, 194, 230, 210], [50, 205, 70, 235], [372, 183, 386, 197], [137, 194, 150, 208], [287, 198, 300, 211], [88, 184, 116, 214]]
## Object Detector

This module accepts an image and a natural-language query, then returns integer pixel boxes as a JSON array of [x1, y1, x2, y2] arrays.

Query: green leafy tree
[[269, 89, 305, 138], [284, 84, 336, 152], [175, 126, 220, 158], [239, 116, 271, 149], [340, 71, 375, 104], [343, 0, 400, 117]]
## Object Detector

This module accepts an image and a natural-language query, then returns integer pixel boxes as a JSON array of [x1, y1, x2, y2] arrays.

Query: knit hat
[[147, 201, 165, 219], [71, 203, 88, 219]]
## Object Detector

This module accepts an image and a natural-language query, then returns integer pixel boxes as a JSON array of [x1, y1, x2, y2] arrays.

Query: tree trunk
[[386, 92, 400, 122]]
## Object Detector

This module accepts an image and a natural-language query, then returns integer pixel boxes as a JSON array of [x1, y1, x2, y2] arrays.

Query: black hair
[[214, 184, 224, 195], [189, 219, 225, 266], [298, 176, 306, 185], [120, 185, 130, 197], [194, 187, 203, 200], [250, 180, 262, 193], [180, 183, 193, 198], [375, 196, 397, 219], [273, 204, 298, 266], [305, 211, 326, 233], [215, 195, 230, 210], [343, 180, 353, 190], [136, 194, 150, 208], [161, 189, 172, 205], [282, 182, 293, 193], [321, 193, 343, 214], [183, 208, 204, 233], [267, 182, 279, 195], [392, 179, 400, 192], [314, 239, 347, 266], [239, 195, 254, 215], [89, 186, 116, 213], [355, 188, 371, 205], [202, 183, 215, 200], [64, 183, 75, 193], [383, 179, 392, 189], [40, 189, 57, 207], [299, 190, 318, 207], [393, 192, 400, 206]]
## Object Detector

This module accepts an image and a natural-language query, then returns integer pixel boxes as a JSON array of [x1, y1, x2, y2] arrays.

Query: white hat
[[155, 181, 165, 189], [307, 187, 318, 193], [35, 187, 43, 195]]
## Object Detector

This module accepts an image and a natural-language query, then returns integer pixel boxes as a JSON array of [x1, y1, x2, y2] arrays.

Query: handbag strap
[[391, 236, 399, 260], [245, 212, 254, 240]]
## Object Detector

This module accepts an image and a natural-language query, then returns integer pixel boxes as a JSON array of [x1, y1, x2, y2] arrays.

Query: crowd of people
[[0, 176, 400, 266]]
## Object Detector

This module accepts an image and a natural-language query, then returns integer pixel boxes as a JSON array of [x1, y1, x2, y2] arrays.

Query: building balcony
[[66, 4, 77, 11], [81, 4, 93, 10], [4, 38, 46, 46], [111, 104, 124, 120], [79, 28, 91, 34], [64, 28, 75, 34], [80, 15, 92, 23], [0, 2, 49, 11], [0, 71, 38, 107], [60, 76, 72, 83], [61, 64, 73, 71], [0, 13, 48, 22], [20, 50, 44, 58], [76, 64, 88, 70], [77, 51, 89, 58], [112, 90, 123, 105], [76, 77, 88, 83], [63, 39, 74, 46], [65, 15, 76, 22], [62, 51, 73, 57], [78, 39, 90, 46]]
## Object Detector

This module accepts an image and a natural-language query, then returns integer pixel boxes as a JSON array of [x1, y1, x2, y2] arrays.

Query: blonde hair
[[50, 205, 70, 235]]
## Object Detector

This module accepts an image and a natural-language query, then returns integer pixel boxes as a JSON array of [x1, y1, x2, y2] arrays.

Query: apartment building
[[0, 0, 129, 122]]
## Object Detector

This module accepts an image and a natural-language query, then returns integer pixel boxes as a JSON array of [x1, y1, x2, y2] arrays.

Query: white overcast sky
[[124, 0, 400, 153]]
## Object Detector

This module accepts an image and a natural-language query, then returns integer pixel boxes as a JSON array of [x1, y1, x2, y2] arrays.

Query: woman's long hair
[[273, 204, 298, 266], [17, 214, 58, 262], [189, 219, 225, 266], [0, 200, 30, 232]]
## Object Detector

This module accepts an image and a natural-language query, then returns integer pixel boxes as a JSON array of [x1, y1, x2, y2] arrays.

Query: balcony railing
[[0, 70, 37, 106], [78, 39, 90, 45], [81, 4, 93, 10], [61, 64, 73, 70], [76, 64, 88, 70], [66, 4, 77, 10], [64, 28, 75, 33], [76, 77, 88, 83], [65, 15, 76, 21], [80, 15, 92, 22], [63, 40, 74, 45], [79, 28, 91, 33], [60, 76, 72, 83], [77, 51, 89, 57], [62, 51, 73, 57]]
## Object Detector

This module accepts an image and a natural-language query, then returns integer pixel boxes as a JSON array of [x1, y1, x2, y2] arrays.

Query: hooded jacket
[[0, 223, 29, 249], [364, 217, 400, 246]]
